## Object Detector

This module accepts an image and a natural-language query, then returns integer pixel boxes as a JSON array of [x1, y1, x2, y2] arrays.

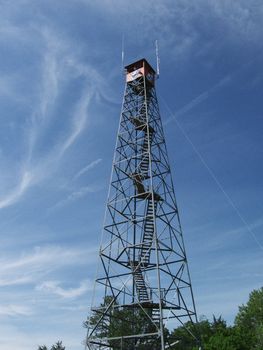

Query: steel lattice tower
[[86, 59, 200, 350]]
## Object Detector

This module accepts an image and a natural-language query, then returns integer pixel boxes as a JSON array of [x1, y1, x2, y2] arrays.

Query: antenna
[[121, 34, 125, 74], [155, 40, 160, 79]]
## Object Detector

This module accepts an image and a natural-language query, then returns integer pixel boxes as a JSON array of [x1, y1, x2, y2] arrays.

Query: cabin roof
[[125, 58, 156, 74]]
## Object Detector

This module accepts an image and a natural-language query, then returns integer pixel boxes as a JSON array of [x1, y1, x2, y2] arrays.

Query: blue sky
[[0, 1, 263, 349]]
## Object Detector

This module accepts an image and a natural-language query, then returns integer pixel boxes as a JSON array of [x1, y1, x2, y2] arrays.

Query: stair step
[[144, 232, 153, 236], [131, 263, 149, 302]]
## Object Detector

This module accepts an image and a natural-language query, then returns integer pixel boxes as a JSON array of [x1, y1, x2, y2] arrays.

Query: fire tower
[[85, 59, 200, 349]]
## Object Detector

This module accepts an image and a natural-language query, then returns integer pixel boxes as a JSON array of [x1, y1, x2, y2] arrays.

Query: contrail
[[163, 75, 231, 125], [73, 158, 102, 180], [160, 96, 263, 252], [163, 54, 260, 125]]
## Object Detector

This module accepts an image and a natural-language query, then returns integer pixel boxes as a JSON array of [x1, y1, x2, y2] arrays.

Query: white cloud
[[36, 280, 92, 298], [66, 186, 98, 201], [0, 304, 32, 317], [38, 29, 60, 123], [0, 245, 96, 287], [0, 74, 26, 103], [73, 158, 102, 180], [0, 27, 108, 210], [195, 217, 263, 253], [163, 74, 231, 125], [49, 185, 101, 212], [5, 0, 259, 213], [196, 283, 262, 322], [0, 323, 84, 350], [0, 171, 33, 209], [59, 90, 92, 155], [81, 0, 263, 63]]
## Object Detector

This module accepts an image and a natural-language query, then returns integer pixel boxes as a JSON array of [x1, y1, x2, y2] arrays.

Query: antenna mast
[[121, 34, 125, 73], [155, 40, 160, 79]]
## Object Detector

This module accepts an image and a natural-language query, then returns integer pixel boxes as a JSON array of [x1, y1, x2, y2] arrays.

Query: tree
[[169, 315, 237, 350], [234, 287, 263, 350], [86, 296, 167, 349], [169, 320, 203, 350], [51, 341, 65, 350], [37, 342, 65, 350], [84, 288, 263, 350], [205, 332, 236, 350]]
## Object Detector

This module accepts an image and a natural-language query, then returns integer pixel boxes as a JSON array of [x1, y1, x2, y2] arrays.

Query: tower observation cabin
[[125, 58, 156, 86]]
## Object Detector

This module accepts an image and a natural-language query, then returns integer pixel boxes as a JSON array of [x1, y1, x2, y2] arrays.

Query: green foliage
[[51, 341, 65, 350], [87, 296, 163, 349], [234, 287, 263, 350], [169, 320, 202, 349], [83, 286, 263, 350], [38, 287, 263, 350], [169, 288, 263, 349], [205, 332, 236, 350], [38, 341, 65, 350], [255, 323, 263, 350]]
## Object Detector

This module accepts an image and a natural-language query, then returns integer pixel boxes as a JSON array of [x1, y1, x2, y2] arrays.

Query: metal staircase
[[130, 261, 149, 302], [140, 129, 153, 176], [130, 115, 154, 197], [152, 308, 160, 323], [140, 199, 157, 266], [130, 114, 161, 307]]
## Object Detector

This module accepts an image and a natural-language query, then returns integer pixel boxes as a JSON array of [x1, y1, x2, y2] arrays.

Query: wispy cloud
[[163, 55, 258, 125], [163, 75, 231, 125], [0, 245, 96, 287], [83, 0, 263, 61], [195, 217, 263, 253], [196, 286, 254, 321], [36, 280, 91, 298], [0, 74, 26, 104], [58, 90, 92, 156], [0, 27, 109, 210], [49, 185, 102, 212], [66, 186, 99, 201], [73, 158, 102, 180], [0, 171, 32, 210], [0, 304, 32, 317], [38, 29, 60, 123], [0, 323, 83, 350]]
